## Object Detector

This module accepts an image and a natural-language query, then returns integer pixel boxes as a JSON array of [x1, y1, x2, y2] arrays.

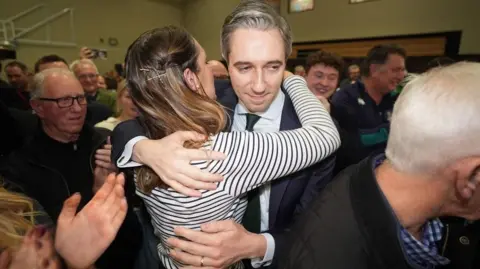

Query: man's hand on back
[[132, 131, 226, 197], [167, 220, 267, 268]]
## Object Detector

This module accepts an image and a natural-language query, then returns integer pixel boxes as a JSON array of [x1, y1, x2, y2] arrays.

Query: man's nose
[[252, 70, 266, 94]]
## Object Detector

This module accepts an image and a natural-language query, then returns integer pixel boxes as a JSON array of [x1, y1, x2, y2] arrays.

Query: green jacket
[[95, 88, 117, 114]]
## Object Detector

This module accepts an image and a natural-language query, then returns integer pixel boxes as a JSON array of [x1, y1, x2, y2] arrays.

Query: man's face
[[97, 75, 107, 89], [73, 63, 99, 94], [306, 64, 339, 99], [5, 66, 29, 90], [38, 61, 69, 73], [33, 74, 87, 136], [227, 28, 285, 113], [349, 67, 360, 81], [372, 54, 406, 93]]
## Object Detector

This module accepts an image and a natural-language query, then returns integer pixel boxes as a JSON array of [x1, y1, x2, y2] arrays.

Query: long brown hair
[[125, 26, 226, 193]]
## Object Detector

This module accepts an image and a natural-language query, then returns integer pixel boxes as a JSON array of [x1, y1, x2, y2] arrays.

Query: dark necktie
[[242, 113, 262, 233]]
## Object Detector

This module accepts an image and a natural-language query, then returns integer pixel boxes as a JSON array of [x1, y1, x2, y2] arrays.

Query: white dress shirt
[[232, 90, 285, 268]]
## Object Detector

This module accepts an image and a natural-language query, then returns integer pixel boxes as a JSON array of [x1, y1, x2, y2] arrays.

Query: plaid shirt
[[400, 218, 450, 268]]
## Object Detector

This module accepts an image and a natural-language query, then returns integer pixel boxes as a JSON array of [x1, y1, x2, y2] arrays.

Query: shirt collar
[[371, 155, 450, 268], [235, 90, 285, 121]]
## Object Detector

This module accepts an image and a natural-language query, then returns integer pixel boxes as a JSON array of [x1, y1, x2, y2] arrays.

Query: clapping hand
[[55, 173, 127, 269]]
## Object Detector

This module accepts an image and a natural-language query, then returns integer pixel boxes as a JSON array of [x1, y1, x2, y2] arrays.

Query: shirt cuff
[[251, 233, 275, 268], [116, 136, 148, 168]]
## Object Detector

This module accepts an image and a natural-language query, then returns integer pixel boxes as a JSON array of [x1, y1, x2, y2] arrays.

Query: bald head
[[208, 60, 229, 79]]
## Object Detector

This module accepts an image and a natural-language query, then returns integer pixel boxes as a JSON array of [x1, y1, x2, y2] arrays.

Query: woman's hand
[[6, 227, 60, 269], [55, 173, 127, 269], [133, 131, 226, 197], [283, 70, 294, 80]]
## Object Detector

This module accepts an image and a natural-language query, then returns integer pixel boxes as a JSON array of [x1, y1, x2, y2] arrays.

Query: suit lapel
[[218, 86, 237, 132], [269, 88, 301, 228]]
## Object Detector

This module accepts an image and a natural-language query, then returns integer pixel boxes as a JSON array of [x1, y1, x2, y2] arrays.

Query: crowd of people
[[1, 0, 479, 269]]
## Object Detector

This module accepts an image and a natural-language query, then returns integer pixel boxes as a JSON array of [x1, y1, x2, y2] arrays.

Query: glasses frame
[[38, 95, 88, 108]]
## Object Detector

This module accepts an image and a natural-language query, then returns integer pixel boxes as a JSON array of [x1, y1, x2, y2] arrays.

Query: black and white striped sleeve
[[206, 75, 341, 197]]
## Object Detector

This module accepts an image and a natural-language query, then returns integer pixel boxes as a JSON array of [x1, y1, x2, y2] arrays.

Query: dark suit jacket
[[111, 80, 335, 268]]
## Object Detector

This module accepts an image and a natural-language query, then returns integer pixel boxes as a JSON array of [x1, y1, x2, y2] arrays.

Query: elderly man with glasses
[[0, 68, 142, 269], [70, 59, 117, 112]]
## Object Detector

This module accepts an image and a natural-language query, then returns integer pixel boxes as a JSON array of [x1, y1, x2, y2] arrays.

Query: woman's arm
[[208, 75, 340, 196]]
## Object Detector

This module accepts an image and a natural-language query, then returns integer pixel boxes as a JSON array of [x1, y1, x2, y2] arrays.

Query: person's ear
[[453, 161, 480, 201], [30, 100, 45, 118], [183, 68, 200, 93], [370, 63, 385, 77]]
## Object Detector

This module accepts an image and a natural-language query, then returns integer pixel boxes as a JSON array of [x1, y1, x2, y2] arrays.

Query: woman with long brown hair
[[124, 25, 340, 269]]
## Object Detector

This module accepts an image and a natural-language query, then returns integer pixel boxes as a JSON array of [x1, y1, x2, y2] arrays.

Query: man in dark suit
[[111, 1, 335, 268]]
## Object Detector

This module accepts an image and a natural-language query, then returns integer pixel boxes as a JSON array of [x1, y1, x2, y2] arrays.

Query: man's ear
[[30, 100, 44, 118], [183, 68, 200, 93], [370, 64, 383, 77], [453, 161, 480, 201]]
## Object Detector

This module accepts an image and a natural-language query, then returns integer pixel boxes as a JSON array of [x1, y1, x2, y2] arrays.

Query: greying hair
[[221, 0, 292, 61], [69, 58, 98, 74], [31, 68, 76, 99], [386, 62, 480, 174]]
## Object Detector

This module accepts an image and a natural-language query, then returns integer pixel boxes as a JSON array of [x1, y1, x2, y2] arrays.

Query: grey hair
[[31, 68, 76, 99], [386, 62, 480, 174], [69, 59, 98, 74], [221, 0, 292, 61]]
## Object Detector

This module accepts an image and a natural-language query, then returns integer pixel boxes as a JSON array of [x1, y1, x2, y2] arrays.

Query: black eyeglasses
[[38, 95, 88, 108]]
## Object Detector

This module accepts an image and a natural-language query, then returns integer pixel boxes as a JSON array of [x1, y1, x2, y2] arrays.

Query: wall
[[0, 0, 183, 73], [281, 0, 480, 54], [183, 0, 479, 58], [183, 0, 240, 60]]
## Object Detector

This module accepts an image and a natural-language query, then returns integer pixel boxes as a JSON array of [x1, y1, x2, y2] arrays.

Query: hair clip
[[140, 68, 166, 80]]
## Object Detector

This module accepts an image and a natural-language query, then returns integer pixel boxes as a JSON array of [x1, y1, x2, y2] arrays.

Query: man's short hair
[[34, 54, 68, 73], [305, 51, 345, 75], [31, 68, 76, 99], [69, 59, 98, 74], [386, 62, 480, 174], [348, 64, 360, 71], [221, 0, 292, 61], [4, 60, 28, 73], [361, 44, 406, 77]]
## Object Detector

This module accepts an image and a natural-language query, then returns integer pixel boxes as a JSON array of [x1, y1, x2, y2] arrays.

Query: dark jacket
[[282, 156, 479, 269], [282, 156, 416, 269], [0, 124, 142, 269], [111, 81, 336, 268], [440, 217, 480, 269]]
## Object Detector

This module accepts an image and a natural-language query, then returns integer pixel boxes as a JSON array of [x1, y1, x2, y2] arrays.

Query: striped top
[[135, 75, 341, 269]]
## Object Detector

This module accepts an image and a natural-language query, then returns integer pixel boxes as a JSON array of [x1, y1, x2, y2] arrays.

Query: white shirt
[[233, 91, 284, 268]]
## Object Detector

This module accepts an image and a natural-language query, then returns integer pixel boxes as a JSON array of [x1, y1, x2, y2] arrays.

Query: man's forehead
[[43, 75, 81, 96], [229, 28, 285, 64], [77, 64, 97, 73], [6, 66, 24, 73]]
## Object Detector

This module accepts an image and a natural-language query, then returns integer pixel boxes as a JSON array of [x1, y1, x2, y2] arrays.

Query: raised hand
[[55, 173, 127, 269]]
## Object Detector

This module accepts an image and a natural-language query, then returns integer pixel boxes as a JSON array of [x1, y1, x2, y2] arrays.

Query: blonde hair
[[116, 79, 128, 114], [0, 183, 36, 250]]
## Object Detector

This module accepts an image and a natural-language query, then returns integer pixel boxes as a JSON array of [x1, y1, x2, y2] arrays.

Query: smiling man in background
[[330, 44, 407, 166]]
